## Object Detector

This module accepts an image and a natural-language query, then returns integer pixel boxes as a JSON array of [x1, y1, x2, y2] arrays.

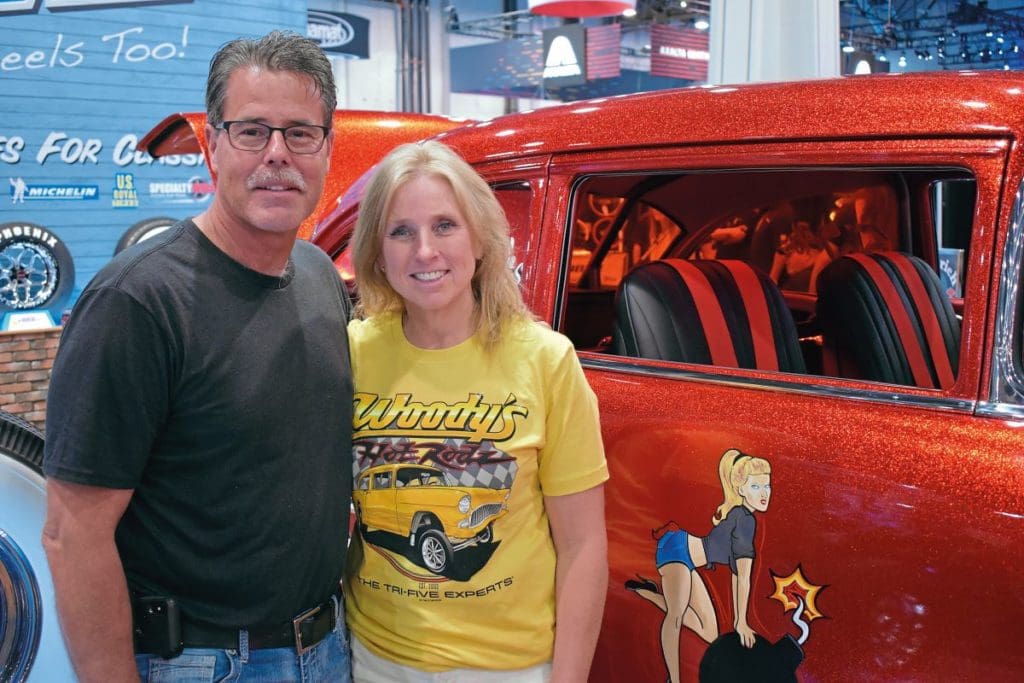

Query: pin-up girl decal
[[626, 449, 772, 683]]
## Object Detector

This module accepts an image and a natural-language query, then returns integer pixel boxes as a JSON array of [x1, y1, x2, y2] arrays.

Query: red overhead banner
[[650, 24, 709, 81], [528, 0, 634, 17]]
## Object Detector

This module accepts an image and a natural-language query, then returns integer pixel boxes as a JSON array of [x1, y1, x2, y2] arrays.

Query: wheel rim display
[[0, 242, 58, 310]]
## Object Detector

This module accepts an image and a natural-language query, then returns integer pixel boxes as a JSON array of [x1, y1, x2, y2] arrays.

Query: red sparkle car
[[4, 72, 1024, 682], [314, 72, 1024, 682]]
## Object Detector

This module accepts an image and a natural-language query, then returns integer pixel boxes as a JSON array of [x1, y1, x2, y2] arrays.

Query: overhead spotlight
[[986, 29, 994, 37], [997, 34, 1005, 44], [950, 28, 958, 38], [1005, 63, 1011, 70], [1014, 43, 1020, 53], [842, 43, 856, 54], [622, 7, 636, 17], [898, 53, 907, 67], [694, 18, 709, 30], [878, 53, 889, 62], [679, 0, 687, 6]]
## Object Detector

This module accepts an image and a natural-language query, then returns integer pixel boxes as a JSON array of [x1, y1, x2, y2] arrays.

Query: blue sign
[[308, 10, 369, 59]]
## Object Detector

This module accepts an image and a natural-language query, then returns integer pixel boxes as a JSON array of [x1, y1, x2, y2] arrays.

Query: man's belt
[[135, 594, 338, 657]]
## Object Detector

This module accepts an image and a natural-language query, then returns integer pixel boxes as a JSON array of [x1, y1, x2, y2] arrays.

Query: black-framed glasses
[[216, 121, 330, 154]]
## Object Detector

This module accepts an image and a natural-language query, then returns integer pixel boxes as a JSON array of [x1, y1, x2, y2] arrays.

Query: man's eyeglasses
[[216, 121, 330, 154]]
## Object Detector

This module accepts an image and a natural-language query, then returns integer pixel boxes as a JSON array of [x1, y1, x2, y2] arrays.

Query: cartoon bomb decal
[[625, 448, 827, 683], [699, 566, 826, 683]]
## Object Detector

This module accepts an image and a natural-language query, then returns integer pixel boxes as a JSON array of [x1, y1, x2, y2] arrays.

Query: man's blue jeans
[[134, 601, 351, 682]]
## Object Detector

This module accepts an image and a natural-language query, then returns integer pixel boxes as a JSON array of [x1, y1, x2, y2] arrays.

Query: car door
[[528, 138, 1024, 681]]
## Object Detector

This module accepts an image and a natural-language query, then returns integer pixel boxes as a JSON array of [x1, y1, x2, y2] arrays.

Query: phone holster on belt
[[132, 595, 184, 659]]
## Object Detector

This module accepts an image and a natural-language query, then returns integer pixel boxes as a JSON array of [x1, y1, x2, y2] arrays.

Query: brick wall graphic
[[0, 329, 61, 430]]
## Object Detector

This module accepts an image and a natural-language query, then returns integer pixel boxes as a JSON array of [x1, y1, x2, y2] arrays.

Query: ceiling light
[[842, 43, 856, 54], [898, 53, 907, 67], [694, 18, 709, 31], [679, 0, 687, 6]]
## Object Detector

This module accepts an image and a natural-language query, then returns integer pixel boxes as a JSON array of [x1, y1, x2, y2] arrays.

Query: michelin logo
[[544, 36, 582, 79], [9, 177, 98, 201]]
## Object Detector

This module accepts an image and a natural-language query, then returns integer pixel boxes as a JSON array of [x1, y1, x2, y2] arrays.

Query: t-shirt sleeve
[[731, 510, 757, 561], [537, 335, 608, 497], [43, 287, 171, 488]]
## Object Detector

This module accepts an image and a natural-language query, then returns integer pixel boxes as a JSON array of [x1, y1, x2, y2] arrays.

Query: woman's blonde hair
[[713, 448, 771, 525], [350, 140, 532, 348]]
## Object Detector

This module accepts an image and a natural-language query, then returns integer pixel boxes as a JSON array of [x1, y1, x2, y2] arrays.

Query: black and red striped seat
[[815, 252, 959, 389], [610, 259, 806, 372]]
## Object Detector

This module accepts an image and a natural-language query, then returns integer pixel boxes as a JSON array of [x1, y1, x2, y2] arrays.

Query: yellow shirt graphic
[[344, 314, 608, 671]]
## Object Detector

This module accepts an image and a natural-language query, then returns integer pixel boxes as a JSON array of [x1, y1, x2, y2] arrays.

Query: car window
[[357, 475, 370, 491], [396, 467, 446, 487], [373, 472, 392, 489], [560, 167, 976, 390]]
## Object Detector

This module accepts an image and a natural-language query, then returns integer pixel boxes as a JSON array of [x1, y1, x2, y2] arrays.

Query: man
[[42, 31, 352, 682]]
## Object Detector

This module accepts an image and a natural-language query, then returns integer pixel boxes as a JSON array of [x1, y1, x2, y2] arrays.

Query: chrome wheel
[[0, 242, 58, 310], [0, 531, 42, 682]]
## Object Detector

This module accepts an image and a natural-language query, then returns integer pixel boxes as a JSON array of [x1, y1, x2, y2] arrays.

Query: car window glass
[[931, 178, 975, 301], [373, 472, 392, 489], [561, 167, 976, 390]]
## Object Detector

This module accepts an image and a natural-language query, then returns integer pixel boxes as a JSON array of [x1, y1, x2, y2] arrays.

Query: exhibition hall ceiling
[[841, 0, 1024, 69]]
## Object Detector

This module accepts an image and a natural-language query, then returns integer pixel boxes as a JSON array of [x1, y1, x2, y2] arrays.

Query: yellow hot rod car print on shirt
[[352, 463, 510, 577]]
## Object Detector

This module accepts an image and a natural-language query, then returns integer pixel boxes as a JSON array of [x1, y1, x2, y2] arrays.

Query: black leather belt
[[138, 595, 338, 656]]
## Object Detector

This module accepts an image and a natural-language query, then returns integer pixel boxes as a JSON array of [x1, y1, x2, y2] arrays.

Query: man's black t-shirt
[[44, 220, 353, 627]]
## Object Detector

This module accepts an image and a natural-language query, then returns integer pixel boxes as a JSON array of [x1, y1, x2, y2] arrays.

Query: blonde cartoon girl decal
[[626, 449, 772, 683]]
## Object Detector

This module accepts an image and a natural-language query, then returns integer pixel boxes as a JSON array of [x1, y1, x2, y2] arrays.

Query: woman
[[626, 449, 772, 683], [345, 140, 609, 682], [769, 220, 831, 293]]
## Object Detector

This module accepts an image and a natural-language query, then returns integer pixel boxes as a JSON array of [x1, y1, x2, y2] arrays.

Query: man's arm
[[43, 478, 137, 683], [546, 484, 608, 683]]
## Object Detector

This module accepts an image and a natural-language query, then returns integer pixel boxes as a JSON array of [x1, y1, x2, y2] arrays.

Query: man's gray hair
[[206, 30, 336, 127]]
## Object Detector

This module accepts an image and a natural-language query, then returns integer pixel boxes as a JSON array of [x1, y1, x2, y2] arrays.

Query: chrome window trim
[[580, 356, 976, 413], [983, 177, 1024, 417]]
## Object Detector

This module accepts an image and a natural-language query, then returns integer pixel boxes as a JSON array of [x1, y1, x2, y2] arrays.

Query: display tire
[[114, 216, 178, 255], [0, 221, 75, 314], [0, 410, 43, 472], [0, 410, 46, 682]]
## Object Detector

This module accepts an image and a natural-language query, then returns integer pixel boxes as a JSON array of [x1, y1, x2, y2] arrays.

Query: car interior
[[558, 168, 976, 389]]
